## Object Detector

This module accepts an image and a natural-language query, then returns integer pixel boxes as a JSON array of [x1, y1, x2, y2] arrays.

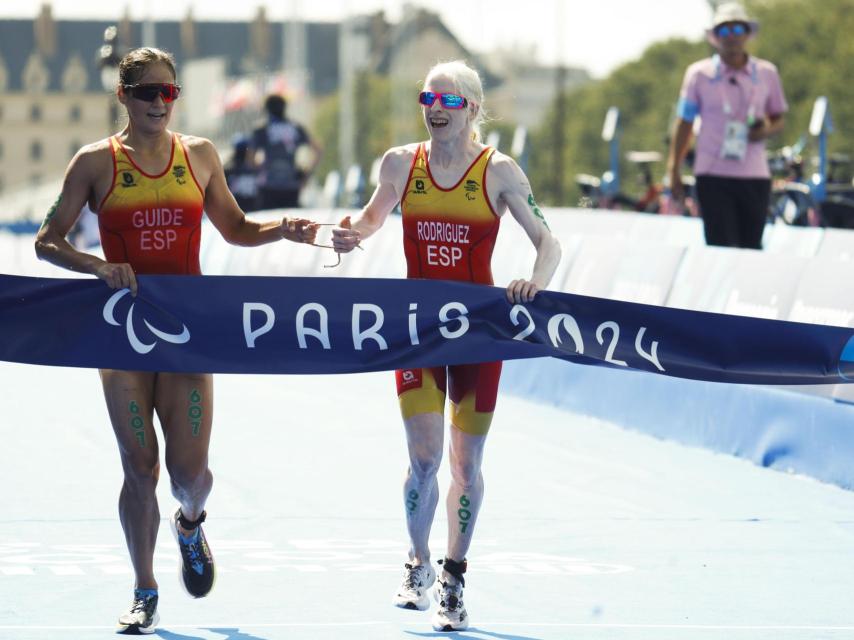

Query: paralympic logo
[[103, 289, 191, 355], [838, 335, 854, 381]]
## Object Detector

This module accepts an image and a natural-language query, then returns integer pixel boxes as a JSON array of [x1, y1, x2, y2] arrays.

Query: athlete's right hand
[[331, 216, 361, 253], [281, 217, 320, 244], [95, 262, 138, 296]]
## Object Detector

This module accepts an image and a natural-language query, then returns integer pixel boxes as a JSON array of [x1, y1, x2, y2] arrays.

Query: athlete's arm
[[331, 146, 412, 253], [34, 145, 139, 294], [194, 138, 318, 247], [492, 154, 562, 304]]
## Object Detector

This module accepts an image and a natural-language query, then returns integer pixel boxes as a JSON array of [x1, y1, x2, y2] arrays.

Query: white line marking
[[0, 622, 387, 630], [48, 565, 85, 575], [2, 623, 854, 631]]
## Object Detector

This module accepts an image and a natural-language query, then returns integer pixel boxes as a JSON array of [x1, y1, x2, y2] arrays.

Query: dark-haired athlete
[[35, 47, 318, 634]]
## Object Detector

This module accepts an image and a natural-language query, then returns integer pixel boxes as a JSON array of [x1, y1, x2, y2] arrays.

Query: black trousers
[[695, 175, 771, 249]]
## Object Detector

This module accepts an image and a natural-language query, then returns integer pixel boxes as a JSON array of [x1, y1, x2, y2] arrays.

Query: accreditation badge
[[720, 120, 748, 162]]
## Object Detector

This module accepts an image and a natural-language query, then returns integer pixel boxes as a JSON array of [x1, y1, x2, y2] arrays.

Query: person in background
[[252, 94, 322, 209], [331, 60, 561, 632], [34, 47, 318, 635], [667, 1, 787, 248], [224, 134, 259, 212]]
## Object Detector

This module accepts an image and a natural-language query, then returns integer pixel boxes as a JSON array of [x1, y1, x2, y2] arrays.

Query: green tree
[[313, 72, 421, 183], [748, 0, 854, 171], [532, 0, 854, 205], [531, 38, 708, 206]]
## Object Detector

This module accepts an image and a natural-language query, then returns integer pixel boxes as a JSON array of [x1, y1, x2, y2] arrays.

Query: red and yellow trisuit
[[397, 142, 502, 435], [97, 133, 204, 275]]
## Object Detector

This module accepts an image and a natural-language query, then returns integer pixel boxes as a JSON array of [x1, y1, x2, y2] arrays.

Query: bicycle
[[769, 96, 854, 228]]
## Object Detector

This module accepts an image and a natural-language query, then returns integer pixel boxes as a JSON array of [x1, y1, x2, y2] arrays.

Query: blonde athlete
[[35, 47, 317, 634], [332, 60, 561, 632]]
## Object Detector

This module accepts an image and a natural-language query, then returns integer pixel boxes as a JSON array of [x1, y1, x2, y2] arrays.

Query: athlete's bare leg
[[156, 372, 214, 533], [402, 412, 444, 565], [445, 425, 487, 563], [100, 369, 161, 590]]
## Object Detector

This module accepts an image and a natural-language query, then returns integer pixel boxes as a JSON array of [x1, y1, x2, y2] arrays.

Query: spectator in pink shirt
[[667, 2, 788, 249]]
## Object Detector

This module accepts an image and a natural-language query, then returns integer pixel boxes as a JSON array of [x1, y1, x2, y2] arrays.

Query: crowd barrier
[[4, 207, 854, 488]]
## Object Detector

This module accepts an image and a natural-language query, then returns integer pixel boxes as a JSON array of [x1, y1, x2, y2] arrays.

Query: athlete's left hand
[[331, 216, 362, 253], [506, 279, 540, 304], [281, 217, 320, 244]]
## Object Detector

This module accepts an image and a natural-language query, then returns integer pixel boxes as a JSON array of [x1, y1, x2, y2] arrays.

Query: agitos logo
[[172, 165, 187, 185], [103, 289, 190, 355], [464, 179, 479, 201], [838, 335, 854, 380]]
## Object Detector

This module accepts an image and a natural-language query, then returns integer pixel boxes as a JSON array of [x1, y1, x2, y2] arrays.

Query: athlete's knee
[[449, 456, 483, 491], [122, 457, 160, 493], [408, 449, 442, 483], [166, 459, 211, 493]]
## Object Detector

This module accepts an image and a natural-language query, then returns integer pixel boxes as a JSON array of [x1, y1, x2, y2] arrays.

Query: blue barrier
[[502, 358, 854, 490], [0, 221, 40, 234]]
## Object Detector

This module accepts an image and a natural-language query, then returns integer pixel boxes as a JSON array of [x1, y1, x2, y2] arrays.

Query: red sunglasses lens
[[127, 84, 181, 103], [161, 84, 180, 102]]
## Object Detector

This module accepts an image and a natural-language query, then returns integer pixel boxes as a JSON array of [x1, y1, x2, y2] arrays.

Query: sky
[[4, 0, 715, 78]]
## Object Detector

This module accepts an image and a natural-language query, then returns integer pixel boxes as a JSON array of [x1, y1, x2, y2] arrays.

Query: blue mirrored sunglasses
[[715, 22, 749, 38], [418, 91, 468, 109]]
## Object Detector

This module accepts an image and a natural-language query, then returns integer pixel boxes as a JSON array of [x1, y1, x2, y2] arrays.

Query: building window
[[69, 140, 80, 158], [31, 140, 43, 161], [30, 174, 42, 187], [70, 104, 81, 122], [30, 104, 42, 122]]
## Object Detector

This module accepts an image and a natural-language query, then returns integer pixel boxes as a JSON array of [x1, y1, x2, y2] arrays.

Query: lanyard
[[713, 54, 758, 122]]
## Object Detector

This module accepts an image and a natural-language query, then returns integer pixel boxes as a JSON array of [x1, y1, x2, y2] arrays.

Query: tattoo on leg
[[129, 401, 145, 447], [458, 494, 472, 534], [406, 489, 419, 516], [188, 389, 203, 437]]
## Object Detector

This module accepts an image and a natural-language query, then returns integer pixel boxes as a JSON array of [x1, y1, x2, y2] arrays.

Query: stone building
[[0, 3, 589, 217]]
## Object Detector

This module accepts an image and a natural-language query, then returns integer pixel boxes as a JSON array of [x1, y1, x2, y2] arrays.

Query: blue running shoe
[[170, 508, 216, 598]]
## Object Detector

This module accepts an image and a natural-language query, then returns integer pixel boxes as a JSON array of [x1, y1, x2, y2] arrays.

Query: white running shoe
[[431, 574, 469, 631], [116, 591, 159, 635], [392, 562, 436, 610]]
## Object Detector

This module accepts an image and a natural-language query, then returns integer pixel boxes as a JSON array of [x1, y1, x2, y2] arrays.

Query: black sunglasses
[[123, 83, 182, 103]]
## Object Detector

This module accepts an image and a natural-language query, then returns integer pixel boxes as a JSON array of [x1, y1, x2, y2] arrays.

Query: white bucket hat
[[707, 2, 759, 44]]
